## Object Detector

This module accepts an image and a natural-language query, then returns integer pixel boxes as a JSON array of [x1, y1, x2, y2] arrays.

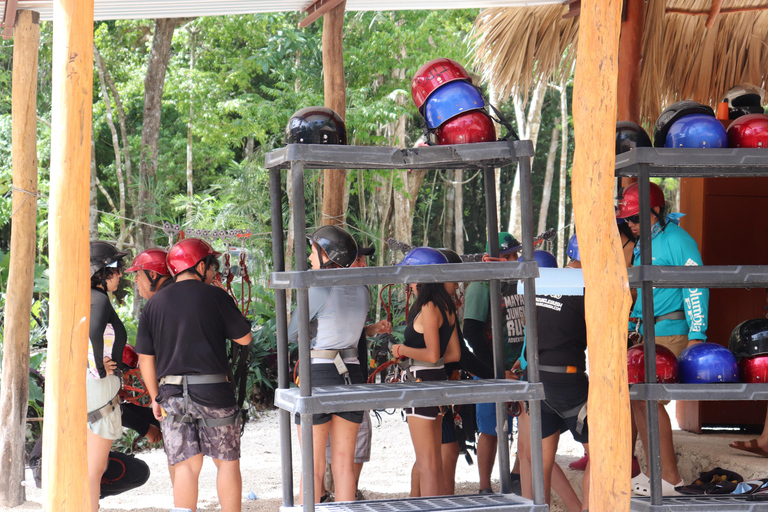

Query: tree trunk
[[443, 172, 455, 249], [556, 79, 570, 266], [374, 171, 394, 322], [538, 121, 560, 234], [0, 11, 39, 506], [393, 170, 427, 248], [423, 171, 438, 246], [186, 26, 197, 222], [454, 170, 464, 255], [45, 0, 93, 508], [138, 18, 188, 251]]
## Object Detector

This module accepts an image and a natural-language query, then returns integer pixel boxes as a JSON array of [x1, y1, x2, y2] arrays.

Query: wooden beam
[[43, 0, 93, 510], [572, 0, 632, 512], [299, 0, 344, 28], [1, 0, 18, 39], [667, 5, 768, 15], [617, 0, 644, 125], [0, 9, 39, 506], [705, 0, 723, 27], [321, 0, 346, 227]]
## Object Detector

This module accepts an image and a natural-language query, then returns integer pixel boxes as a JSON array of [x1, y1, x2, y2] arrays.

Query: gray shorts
[[326, 411, 372, 464], [86, 373, 122, 440], [159, 396, 240, 465]]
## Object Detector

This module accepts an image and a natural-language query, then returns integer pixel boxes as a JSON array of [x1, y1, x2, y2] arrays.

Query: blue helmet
[[423, 81, 486, 130], [397, 247, 448, 266], [665, 114, 728, 149], [567, 234, 580, 262], [678, 343, 739, 383], [519, 250, 558, 268]]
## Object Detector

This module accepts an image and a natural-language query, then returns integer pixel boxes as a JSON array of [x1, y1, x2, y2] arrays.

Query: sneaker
[[479, 488, 494, 494], [569, 453, 589, 471]]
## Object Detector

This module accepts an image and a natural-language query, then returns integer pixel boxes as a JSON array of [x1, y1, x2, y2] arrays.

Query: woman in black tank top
[[391, 281, 461, 497]]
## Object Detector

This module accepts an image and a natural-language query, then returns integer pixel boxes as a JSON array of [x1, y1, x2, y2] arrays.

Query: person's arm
[[393, 303, 442, 364], [89, 293, 112, 378], [675, 238, 709, 343], [138, 354, 163, 421], [287, 287, 329, 343]]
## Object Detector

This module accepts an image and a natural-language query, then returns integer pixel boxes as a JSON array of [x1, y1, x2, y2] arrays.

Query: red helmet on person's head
[[627, 344, 679, 384], [726, 114, 768, 148], [166, 238, 221, 277], [411, 58, 472, 112], [126, 248, 170, 276], [616, 182, 665, 218], [435, 110, 496, 145], [123, 344, 139, 368]]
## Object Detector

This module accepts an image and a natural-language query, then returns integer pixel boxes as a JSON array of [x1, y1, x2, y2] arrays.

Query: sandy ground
[[6, 402, 768, 512]]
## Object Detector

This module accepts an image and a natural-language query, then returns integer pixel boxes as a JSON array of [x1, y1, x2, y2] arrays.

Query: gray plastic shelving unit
[[267, 140, 548, 512], [616, 147, 768, 511]]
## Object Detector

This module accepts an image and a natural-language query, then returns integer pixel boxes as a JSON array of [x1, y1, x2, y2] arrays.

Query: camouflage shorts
[[159, 396, 240, 465]]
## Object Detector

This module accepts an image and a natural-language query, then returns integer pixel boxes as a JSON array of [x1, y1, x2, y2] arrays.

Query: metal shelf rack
[[616, 147, 768, 511], [267, 140, 549, 512]]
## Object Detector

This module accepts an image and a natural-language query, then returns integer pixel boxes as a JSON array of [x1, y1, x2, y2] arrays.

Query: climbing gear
[[616, 182, 665, 218], [627, 344, 679, 384], [616, 121, 652, 154], [664, 114, 728, 148], [722, 83, 766, 119], [159, 374, 239, 427], [308, 225, 358, 269], [424, 81, 486, 129], [678, 343, 739, 383], [411, 58, 473, 111], [285, 106, 347, 145]]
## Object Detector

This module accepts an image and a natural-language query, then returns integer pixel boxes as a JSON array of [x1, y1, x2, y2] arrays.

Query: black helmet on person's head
[[90, 241, 128, 277], [653, 101, 715, 147], [308, 225, 357, 268], [616, 121, 652, 154], [285, 106, 347, 145], [437, 248, 462, 264]]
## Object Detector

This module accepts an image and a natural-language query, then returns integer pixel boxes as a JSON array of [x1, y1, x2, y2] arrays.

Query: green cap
[[486, 232, 521, 255]]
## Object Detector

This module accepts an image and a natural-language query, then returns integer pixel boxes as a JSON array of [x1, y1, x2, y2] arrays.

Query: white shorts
[[86, 372, 122, 440]]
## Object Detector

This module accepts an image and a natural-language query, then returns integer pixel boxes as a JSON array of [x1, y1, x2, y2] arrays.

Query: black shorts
[[294, 362, 365, 426], [403, 367, 446, 420], [441, 410, 457, 444], [540, 377, 589, 444]]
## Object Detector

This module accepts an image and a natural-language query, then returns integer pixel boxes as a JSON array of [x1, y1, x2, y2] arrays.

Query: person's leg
[[731, 407, 768, 452], [517, 409, 532, 499], [477, 433, 498, 491], [581, 444, 590, 511], [433, 413, 446, 496], [408, 415, 441, 497], [552, 462, 582, 512], [308, 422, 332, 502], [658, 406, 681, 484], [328, 415, 361, 503], [213, 458, 242, 512], [441, 441, 460, 495], [86, 429, 114, 512], [172, 454, 204, 510], [632, 400, 649, 470], [410, 462, 421, 497]]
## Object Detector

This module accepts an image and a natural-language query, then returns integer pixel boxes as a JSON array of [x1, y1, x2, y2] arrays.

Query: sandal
[[632, 473, 683, 497], [730, 439, 768, 458]]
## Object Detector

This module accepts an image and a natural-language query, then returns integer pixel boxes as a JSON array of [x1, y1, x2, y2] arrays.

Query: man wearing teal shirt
[[618, 182, 708, 496]]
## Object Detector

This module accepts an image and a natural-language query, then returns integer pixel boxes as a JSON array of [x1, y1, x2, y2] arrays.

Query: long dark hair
[[408, 283, 456, 324]]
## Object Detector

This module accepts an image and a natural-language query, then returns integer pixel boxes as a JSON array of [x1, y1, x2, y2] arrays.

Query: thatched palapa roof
[[472, 0, 768, 123]]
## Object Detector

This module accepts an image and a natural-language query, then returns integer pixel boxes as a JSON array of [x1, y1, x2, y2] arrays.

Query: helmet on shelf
[[434, 109, 496, 145], [423, 81, 486, 129], [166, 238, 221, 277], [397, 247, 449, 266], [616, 182, 666, 218], [729, 318, 768, 359], [566, 234, 580, 262], [654, 100, 715, 147], [726, 114, 768, 148], [722, 83, 765, 119], [627, 344, 679, 384], [126, 248, 170, 276], [678, 343, 739, 383], [664, 114, 728, 148], [437, 248, 462, 264], [90, 241, 128, 277], [285, 106, 347, 145], [739, 356, 768, 383], [411, 58, 472, 112], [616, 121, 652, 154], [518, 250, 558, 268], [307, 225, 358, 269], [122, 344, 139, 369]]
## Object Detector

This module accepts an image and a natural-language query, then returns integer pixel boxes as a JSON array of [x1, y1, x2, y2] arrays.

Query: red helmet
[[739, 356, 768, 383], [411, 58, 472, 111], [616, 182, 665, 218], [627, 344, 679, 384], [166, 238, 221, 277], [126, 248, 170, 275], [123, 344, 139, 368], [726, 114, 768, 148], [434, 110, 496, 145]]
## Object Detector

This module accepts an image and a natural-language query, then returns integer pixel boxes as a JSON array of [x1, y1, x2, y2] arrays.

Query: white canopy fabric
[[5, 0, 564, 22]]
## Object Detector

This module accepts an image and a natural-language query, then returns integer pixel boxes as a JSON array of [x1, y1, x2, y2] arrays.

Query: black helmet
[[616, 121, 652, 154], [729, 318, 768, 359], [90, 241, 128, 277], [308, 225, 357, 268], [285, 106, 347, 145], [437, 248, 462, 264], [722, 84, 765, 119], [653, 101, 715, 147]]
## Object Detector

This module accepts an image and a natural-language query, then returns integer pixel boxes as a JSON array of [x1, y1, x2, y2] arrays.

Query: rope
[[9, 186, 41, 219], [438, 169, 482, 186]]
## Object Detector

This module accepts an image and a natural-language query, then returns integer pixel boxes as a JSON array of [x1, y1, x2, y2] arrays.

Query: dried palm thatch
[[473, 0, 768, 124]]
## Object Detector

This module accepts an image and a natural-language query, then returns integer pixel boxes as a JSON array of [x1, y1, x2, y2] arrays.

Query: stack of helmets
[[655, 101, 727, 149], [678, 342, 739, 383], [411, 58, 495, 145], [627, 344, 679, 384], [729, 318, 768, 383]]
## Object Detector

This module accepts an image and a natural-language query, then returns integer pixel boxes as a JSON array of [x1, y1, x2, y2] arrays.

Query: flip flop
[[730, 439, 768, 458], [632, 473, 683, 497]]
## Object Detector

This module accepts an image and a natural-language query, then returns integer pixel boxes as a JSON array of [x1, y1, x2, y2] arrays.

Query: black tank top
[[404, 303, 455, 357]]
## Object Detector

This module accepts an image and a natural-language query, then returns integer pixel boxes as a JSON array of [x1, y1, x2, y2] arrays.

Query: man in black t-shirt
[[136, 238, 251, 512]]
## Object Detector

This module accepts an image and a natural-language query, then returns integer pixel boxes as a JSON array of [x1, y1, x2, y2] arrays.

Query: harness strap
[[159, 374, 229, 386], [400, 358, 445, 382], [87, 392, 120, 424], [539, 364, 584, 374], [545, 400, 588, 435], [160, 373, 240, 427], [166, 412, 239, 428], [309, 348, 359, 360], [655, 310, 685, 323]]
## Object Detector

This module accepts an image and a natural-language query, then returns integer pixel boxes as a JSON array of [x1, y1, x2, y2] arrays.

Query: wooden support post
[[617, 0, 644, 124], [43, 0, 93, 510], [0, 9, 39, 507], [572, 0, 632, 510], [321, 1, 346, 227]]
